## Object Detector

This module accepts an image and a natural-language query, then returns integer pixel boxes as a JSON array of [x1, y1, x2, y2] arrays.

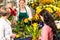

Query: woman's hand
[[11, 33, 16, 38], [38, 36, 41, 40]]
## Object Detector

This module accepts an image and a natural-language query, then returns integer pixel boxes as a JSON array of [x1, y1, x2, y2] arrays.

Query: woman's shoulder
[[43, 24, 52, 32], [0, 18, 6, 25]]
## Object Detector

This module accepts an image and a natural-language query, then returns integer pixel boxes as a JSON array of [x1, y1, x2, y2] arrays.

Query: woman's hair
[[0, 5, 3, 8], [40, 9, 57, 34], [0, 7, 10, 16], [19, 0, 25, 2]]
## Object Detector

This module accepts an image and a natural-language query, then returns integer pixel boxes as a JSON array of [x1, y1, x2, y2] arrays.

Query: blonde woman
[[0, 7, 16, 40]]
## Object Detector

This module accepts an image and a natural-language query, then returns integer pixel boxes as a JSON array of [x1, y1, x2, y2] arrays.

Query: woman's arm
[[5, 25, 12, 40]]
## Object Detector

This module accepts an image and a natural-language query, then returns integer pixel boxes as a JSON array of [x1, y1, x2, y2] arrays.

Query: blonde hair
[[0, 7, 10, 16]]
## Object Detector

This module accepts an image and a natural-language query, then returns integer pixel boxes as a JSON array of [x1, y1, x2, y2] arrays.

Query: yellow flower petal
[[46, 8, 53, 13], [32, 23, 38, 32], [24, 19, 28, 23], [16, 34, 20, 38]]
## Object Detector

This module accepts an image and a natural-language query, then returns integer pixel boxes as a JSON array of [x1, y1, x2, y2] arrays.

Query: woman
[[38, 9, 57, 40], [0, 7, 16, 40], [18, 0, 32, 22]]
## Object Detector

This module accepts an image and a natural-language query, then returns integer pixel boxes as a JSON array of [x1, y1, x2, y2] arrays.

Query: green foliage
[[25, 24, 41, 40], [56, 1, 60, 7], [12, 20, 32, 38]]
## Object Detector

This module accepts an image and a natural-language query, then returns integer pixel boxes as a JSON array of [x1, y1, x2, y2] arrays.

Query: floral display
[[12, 0, 60, 40], [39, 0, 55, 4], [12, 12, 42, 40], [36, 4, 60, 20]]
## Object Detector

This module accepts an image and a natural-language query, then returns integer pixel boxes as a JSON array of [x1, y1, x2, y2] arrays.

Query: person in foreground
[[0, 7, 16, 40], [38, 9, 57, 40]]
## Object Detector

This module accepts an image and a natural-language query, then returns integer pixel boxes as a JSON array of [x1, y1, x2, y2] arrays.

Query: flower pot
[[14, 37, 31, 40]]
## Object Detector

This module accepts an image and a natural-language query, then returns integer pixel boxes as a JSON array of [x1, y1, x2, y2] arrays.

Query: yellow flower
[[44, 0, 48, 3], [32, 23, 38, 32], [36, 6, 41, 10], [34, 14, 39, 20], [16, 34, 20, 38], [45, 5, 49, 7], [50, 5, 60, 12], [43, 6, 46, 8], [36, 9, 41, 13], [53, 6, 57, 11], [24, 18, 28, 23], [32, 23, 38, 27], [49, 4, 54, 7], [56, 8, 60, 12], [50, 0, 55, 3], [46, 8, 53, 13], [31, 3, 34, 7], [40, 0, 55, 4], [36, 6, 41, 13], [56, 1, 60, 7]]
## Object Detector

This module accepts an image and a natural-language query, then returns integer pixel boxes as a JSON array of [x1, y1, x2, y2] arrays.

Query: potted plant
[[26, 23, 41, 40], [12, 19, 32, 40]]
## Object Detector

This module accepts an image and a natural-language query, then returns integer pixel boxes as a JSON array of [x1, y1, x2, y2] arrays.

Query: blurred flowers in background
[[45, 7, 53, 13], [36, 6, 42, 13], [35, 4, 60, 20], [39, 0, 55, 4]]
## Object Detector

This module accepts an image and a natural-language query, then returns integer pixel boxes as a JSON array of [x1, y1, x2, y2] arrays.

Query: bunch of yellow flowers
[[51, 6, 60, 12], [33, 14, 40, 21], [32, 23, 38, 32], [39, 0, 55, 4], [23, 18, 28, 23], [36, 4, 60, 14], [36, 6, 42, 14], [45, 7, 53, 13]]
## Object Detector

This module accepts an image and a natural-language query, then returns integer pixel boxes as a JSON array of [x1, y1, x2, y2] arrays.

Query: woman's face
[[7, 14, 10, 19], [19, 0, 25, 8], [40, 15, 44, 22]]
